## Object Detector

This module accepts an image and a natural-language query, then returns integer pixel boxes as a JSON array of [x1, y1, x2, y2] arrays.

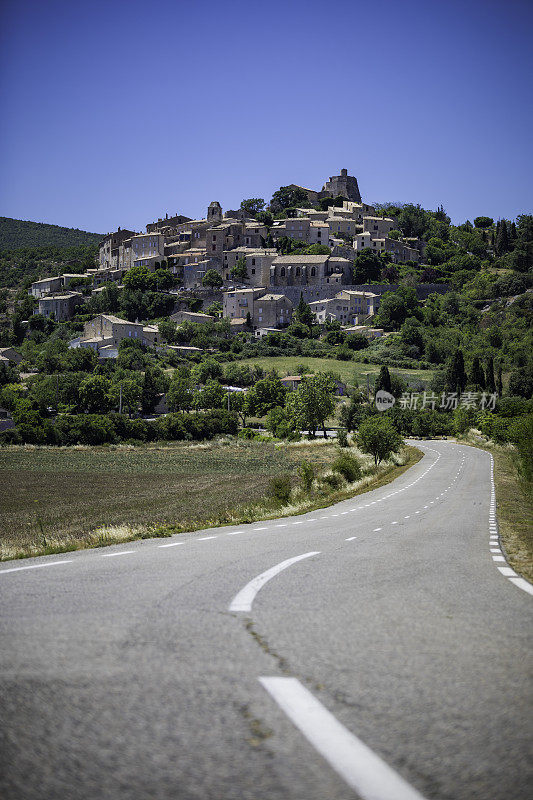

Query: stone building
[[270, 218, 329, 246], [269, 254, 352, 286], [320, 169, 361, 202], [222, 248, 277, 287], [252, 293, 292, 328], [309, 290, 380, 325], [98, 228, 137, 270], [37, 292, 83, 322]]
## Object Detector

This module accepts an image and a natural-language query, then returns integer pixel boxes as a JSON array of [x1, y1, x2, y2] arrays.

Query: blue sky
[[1, 0, 532, 233]]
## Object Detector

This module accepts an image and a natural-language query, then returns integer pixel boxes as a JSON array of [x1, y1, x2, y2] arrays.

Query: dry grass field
[[0, 439, 341, 559], [0, 439, 421, 560]]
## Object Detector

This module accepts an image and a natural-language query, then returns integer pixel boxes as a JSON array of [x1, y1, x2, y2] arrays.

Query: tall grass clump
[[268, 475, 292, 505]]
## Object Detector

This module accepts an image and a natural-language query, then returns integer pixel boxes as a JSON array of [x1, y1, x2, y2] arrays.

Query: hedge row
[[0, 410, 239, 446]]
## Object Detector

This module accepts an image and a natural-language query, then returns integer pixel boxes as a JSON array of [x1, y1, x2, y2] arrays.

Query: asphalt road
[[0, 441, 531, 800]]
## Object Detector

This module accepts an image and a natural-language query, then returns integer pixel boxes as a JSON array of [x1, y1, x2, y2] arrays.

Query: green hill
[[0, 217, 103, 250]]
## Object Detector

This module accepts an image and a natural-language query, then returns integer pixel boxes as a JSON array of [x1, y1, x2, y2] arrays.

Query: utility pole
[[55, 373, 59, 413], [119, 383, 122, 415], [227, 391, 230, 412]]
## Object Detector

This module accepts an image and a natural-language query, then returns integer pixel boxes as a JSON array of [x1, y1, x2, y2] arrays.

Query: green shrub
[[337, 427, 349, 447], [321, 472, 344, 490], [298, 460, 315, 492], [332, 452, 362, 482], [268, 474, 292, 505]]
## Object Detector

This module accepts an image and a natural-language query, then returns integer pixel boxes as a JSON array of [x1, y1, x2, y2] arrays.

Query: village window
[[280, 268, 285, 276], [251, 269, 255, 275]]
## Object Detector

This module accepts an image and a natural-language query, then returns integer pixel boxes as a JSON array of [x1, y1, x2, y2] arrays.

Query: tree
[[305, 244, 331, 255], [245, 377, 287, 417], [249, 211, 271, 229], [469, 357, 486, 389], [294, 293, 314, 328], [496, 363, 503, 397], [109, 378, 142, 416], [270, 186, 310, 213], [158, 319, 177, 344], [79, 375, 112, 414], [141, 365, 159, 413], [474, 216, 493, 229], [495, 220, 510, 256], [353, 248, 382, 282], [446, 349, 467, 393], [192, 379, 225, 411], [230, 257, 248, 282], [191, 358, 222, 384], [240, 198, 265, 216], [202, 270, 223, 289], [357, 417, 403, 465], [167, 376, 192, 411], [374, 365, 392, 394], [485, 356, 496, 392], [285, 374, 336, 438], [381, 264, 399, 282], [375, 287, 419, 330]]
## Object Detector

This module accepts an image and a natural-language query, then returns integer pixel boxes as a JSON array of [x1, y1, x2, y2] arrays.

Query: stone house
[[223, 288, 265, 320], [362, 216, 395, 238], [309, 290, 380, 324], [37, 292, 83, 321], [170, 311, 215, 325], [252, 293, 292, 328], [280, 374, 347, 395], [77, 314, 158, 351], [29, 276, 63, 298], [271, 218, 329, 246], [222, 248, 277, 286], [98, 228, 137, 270]]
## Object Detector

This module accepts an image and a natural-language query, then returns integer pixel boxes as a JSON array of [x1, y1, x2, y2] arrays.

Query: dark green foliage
[[469, 356, 486, 389], [201, 270, 223, 288], [230, 257, 248, 281], [474, 216, 493, 229], [240, 198, 265, 216], [375, 365, 392, 393], [332, 452, 361, 482], [270, 186, 310, 213], [353, 248, 382, 282], [294, 293, 314, 328], [446, 349, 467, 393], [0, 217, 102, 250], [357, 416, 403, 465], [485, 356, 496, 392]]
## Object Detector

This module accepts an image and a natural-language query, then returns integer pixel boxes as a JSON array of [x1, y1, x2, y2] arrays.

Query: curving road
[[0, 441, 531, 800]]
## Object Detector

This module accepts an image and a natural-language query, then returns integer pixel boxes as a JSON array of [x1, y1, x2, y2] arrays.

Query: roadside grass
[[0, 439, 422, 561], [462, 432, 533, 583], [234, 356, 434, 388]]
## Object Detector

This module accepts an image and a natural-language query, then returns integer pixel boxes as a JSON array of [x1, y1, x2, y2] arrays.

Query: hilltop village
[[27, 169, 439, 355]]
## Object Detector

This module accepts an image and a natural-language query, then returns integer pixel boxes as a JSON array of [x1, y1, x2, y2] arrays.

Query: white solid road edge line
[[0, 560, 73, 575], [259, 677, 427, 800], [229, 552, 320, 613]]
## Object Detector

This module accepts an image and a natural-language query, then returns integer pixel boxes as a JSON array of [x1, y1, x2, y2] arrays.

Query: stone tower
[[320, 169, 361, 203], [207, 201, 222, 224]]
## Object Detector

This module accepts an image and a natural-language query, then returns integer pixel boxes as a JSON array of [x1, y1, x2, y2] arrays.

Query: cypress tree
[[447, 349, 467, 393], [295, 293, 314, 328], [496, 220, 509, 255], [375, 365, 392, 394], [486, 357, 496, 392], [496, 363, 503, 397], [469, 356, 486, 389]]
